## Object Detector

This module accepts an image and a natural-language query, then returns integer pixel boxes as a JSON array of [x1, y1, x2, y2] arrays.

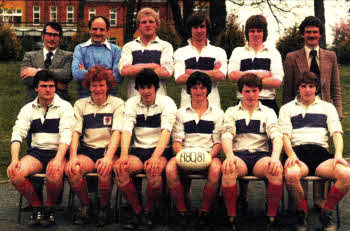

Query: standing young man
[[281, 72, 350, 231], [118, 7, 174, 98], [174, 12, 227, 108], [8, 70, 74, 226]]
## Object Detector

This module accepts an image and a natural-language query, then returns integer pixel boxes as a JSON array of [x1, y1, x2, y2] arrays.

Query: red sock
[[99, 180, 112, 208], [145, 183, 162, 211], [266, 182, 283, 216], [222, 184, 237, 216], [201, 184, 217, 212], [296, 199, 308, 214], [45, 179, 63, 207], [71, 178, 91, 205], [169, 183, 187, 212], [13, 179, 42, 207], [119, 180, 142, 214], [323, 185, 347, 211]]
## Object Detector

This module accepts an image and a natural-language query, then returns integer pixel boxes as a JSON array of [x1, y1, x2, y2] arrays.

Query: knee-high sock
[[222, 184, 237, 217], [71, 178, 91, 205], [169, 183, 187, 212], [323, 185, 347, 211], [119, 180, 142, 214], [13, 179, 42, 207], [98, 180, 112, 208], [145, 183, 162, 212], [266, 182, 283, 217], [201, 184, 217, 212], [45, 179, 63, 207]]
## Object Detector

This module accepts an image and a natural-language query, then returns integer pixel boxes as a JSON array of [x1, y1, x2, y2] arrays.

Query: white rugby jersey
[[11, 94, 74, 150], [123, 93, 177, 149], [222, 102, 282, 153], [73, 96, 124, 149], [279, 97, 342, 149], [172, 103, 224, 153]]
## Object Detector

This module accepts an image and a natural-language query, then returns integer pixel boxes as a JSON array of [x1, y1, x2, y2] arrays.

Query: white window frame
[[89, 8, 96, 20], [67, 6, 74, 24], [33, 6, 40, 24], [110, 9, 117, 26], [0, 8, 22, 23], [50, 6, 57, 22]]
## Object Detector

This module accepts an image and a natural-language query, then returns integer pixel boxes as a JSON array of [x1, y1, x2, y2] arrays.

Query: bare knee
[[208, 163, 222, 185], [166, 161, 179, 184], [285, 167, 301, 185], [335, 165, 350, 186]]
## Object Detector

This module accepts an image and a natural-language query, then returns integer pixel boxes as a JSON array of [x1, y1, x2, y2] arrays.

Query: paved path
[[0, 180, 349, 231]]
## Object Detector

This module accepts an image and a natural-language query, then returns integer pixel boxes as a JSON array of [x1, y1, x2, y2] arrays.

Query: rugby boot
[[41, 207, 56, 227], [266, 216, 279, 231], [29, 207, 42, 225], [73, 204, 91, 225], [320, 210, 336, 231], [294, 210, 308, 231], [95, 206, 111, 227]]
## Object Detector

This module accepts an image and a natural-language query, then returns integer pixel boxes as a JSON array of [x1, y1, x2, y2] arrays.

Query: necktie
[[45, 52, 53, 68], [309, 49, 321, 95]]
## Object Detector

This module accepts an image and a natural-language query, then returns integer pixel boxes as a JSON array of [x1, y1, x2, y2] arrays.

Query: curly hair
[[82, 65, 116, 92], [299, 16, 323, 35]]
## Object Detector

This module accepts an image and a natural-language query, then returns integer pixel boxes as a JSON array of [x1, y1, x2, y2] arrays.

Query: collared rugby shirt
[[73, 96, 124, 149], [11, 94, 74, 150]]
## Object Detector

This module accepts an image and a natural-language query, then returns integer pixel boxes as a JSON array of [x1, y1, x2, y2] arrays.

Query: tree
[[314, 0, 326, 48]]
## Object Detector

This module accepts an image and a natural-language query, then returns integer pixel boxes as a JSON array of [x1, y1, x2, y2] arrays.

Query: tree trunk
[[124, 0, 137, 43], [209, 0, 226, 43], [314, 0, 326, 48], [77, 0, 85, 31]]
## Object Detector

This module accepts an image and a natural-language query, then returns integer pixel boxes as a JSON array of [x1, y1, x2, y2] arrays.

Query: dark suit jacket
[[21, 48, 73, 103], [283, 47, 342, 118]]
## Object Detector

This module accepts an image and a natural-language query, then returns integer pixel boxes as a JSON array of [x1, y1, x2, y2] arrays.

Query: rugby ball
[[176, 147, 212, 170]]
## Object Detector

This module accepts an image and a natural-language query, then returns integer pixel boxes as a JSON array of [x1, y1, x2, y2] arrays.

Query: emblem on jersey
[[103, 116, 112, 126]]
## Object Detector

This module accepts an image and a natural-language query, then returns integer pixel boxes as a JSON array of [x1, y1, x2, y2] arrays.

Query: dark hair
[[299, 16, 323, 35], [43, 22, 63, 37], [82, 65, 116, 93], [186, 12, 210, 38], [186, 71, 212, 96], [135, 68, 160, 91], [237, 73, 262, 93], [297, 72, 319, 90], [89, 15, 110, 31], [245, 15, 268, 42], [33, 70, 57, 89]]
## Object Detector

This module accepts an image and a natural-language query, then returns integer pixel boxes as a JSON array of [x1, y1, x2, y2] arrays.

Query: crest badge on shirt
[[104, 116, 112, 126]]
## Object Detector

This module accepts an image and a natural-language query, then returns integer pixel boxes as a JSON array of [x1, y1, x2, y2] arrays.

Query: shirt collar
[[185, 101, 213, 113], [135, 36, 160, 45], [295, 95, 321, 105], [238, 100, 263, 111], [43, 47, 57, 57], [137, 93, 160, 107], [187, 38, 210, 47], [305, 45, 320, 59], [32, 93, 60, 108], [82, 38, 111, 50], [88, 95, 112, 106], [245, 43, 268, 52]]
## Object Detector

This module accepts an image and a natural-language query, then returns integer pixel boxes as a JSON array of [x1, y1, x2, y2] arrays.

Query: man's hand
[[66, 157, 80, 176], [144, 156, 161, 176], [332, 157, 350, 169], [285, 154, 301, 168], [7, 160, 21, 178], [268, 157, 282, 176], [21, 67, 39, 79], [214, 61, 222, 70], [185, 69, 198, 75], [222, 156, 238, 174], [96, 156, 113, 177], [46, 157, 63, 177], [247, 70, 272, 79], [79, 63, 86, 70], [114, 156, 129, 175]]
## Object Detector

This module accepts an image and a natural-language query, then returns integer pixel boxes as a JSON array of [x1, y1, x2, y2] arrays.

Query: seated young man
[[221, 73, 283, 231], [280, 72, 350, 231], [166, 71, 224, 231], [8, 70, 74, 226], [65, 66, 124, 227], [114, 68, 177, 229]]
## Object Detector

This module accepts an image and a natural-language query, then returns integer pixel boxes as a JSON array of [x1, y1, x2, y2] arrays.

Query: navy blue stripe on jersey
[[236, 119, 264, 135], [82, 113, 113, 130], [183, 120, 215, 134], [132, 50, 161, 65], [30, 118, 60, 134], [185, 57, 215, 70], [291, 113, 328, 129], [136, 113, 161, 128], [240, 58, 271, 72]]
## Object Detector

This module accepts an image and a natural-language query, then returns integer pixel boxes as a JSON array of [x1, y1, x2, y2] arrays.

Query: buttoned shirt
[[174, 39, 227, 108], [279, 97, 342, 149], [73, 96, 124, 149], [118, 36, 174, 98], [222, 102, 282, 153]]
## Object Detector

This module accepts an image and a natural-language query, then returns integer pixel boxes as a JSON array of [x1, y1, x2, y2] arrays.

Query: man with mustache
[[72, 16, 122, 98]]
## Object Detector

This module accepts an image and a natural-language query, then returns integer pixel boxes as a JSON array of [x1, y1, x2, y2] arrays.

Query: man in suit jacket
[[283, 16, 342, 118], [21, 22, 72, 103]]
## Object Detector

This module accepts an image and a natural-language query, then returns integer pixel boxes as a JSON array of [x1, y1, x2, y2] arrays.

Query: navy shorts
[[293, 144, 332, 176], [79, 145, 121, 163], [28, 148, 58, 169], [130, 147, 172, 163], [234, 151, 270, 175]]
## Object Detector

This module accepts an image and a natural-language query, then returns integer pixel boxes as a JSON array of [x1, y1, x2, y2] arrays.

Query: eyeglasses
[[44, 32, 60, 38]]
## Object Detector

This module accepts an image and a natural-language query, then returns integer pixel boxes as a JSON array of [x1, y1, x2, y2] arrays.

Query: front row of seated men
[[8, 68, 350, 231]]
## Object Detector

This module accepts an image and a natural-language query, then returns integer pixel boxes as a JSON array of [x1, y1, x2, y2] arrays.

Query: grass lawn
[[0, 62, 350, 180]]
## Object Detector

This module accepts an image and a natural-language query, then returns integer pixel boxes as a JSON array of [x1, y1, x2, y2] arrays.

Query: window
[[110, 9, 117, 26], [0, 8, 22, 24], [33, 6, 40, 24], [50, 6, 57, 22], [89, 8, 96, 20], [67, 6, 74, 24]]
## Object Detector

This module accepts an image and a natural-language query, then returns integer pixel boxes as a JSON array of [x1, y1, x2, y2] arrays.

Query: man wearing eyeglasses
[[21, 22, 73, 104]]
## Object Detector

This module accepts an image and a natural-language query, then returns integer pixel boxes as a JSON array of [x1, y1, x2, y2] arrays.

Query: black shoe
[[320, 210, 336, 231], [41, 207, 56, 227], [95, 206, 110, 227], [141, 210, 153, 229], [266, 217, 279, 231], [123, 212, 142, 230], [196, 211, 212, 231], [294, 210, 308, 231], [73, 204, 91, 225], [237, 195, 248, 216], [29, 207, 42, 225], [176, 211, 192, 231], [227, 216, 238, 231]]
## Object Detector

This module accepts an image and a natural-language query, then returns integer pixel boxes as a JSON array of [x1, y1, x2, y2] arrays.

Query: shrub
[[67, 24, 90, 52], [276, 24, 304, 61], [0, 24, 22, 61], [157, 21, 182, 51], [331, 18, 350, 64]]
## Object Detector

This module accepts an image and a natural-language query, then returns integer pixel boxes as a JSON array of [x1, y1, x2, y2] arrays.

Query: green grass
[[0, 62, 350, 180]]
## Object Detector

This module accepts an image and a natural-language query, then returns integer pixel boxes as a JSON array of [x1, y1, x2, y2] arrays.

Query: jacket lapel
[[34, 50, 45, 68], [51, 48, 62, 68], [295, 48, 309, 74], [319, 48, 327, 86]]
